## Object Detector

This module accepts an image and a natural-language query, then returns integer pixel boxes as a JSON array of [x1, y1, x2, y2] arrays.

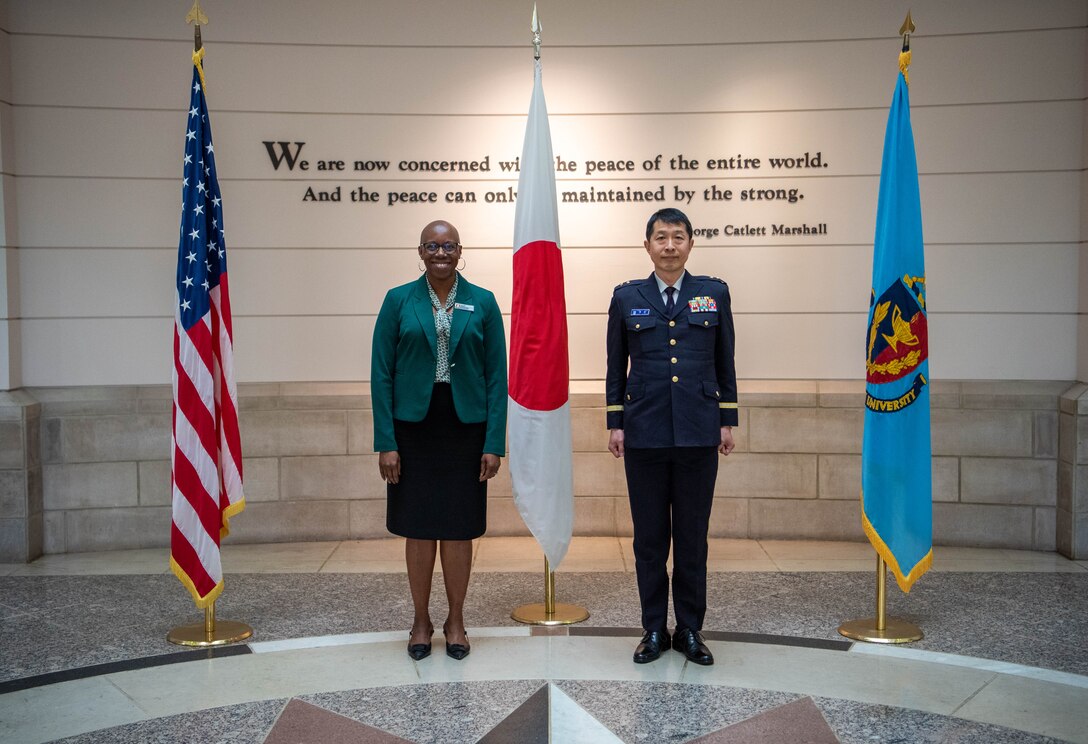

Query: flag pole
[[168, 1, 252, 647], [838, 13, 924, 645], [507, 6, 588, 627]]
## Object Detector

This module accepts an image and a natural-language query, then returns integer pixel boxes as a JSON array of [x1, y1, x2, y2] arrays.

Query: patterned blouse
[[426, 275, 459, 383]]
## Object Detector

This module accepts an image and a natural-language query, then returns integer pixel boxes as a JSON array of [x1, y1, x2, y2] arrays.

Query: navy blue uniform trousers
[[625, 445, 718, 633]]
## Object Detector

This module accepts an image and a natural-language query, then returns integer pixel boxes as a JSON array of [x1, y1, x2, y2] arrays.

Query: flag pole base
[[168, 602, 253, 647], [167, 619, 253, 646], [511, 558, 589, 626], [838, 555, 922, 643], [511, 602, 589, 626], [837, 617, 922, 644]]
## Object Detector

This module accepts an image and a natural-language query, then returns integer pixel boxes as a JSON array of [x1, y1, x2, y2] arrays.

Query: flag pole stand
[[838, 555, 922, 643], [168, 600, 253, 647], [512, 558, 589, 626]]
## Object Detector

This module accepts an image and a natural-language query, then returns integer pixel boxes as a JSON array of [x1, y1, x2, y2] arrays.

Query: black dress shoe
[[633, 630, 671, 664], [445, 642, 470, 660], [673, 628, 714, 665]]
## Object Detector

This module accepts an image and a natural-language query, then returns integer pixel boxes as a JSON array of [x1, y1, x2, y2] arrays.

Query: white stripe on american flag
[[210, 289, 243, 505], [173, 367, 220, 503], [171, 482, 223, 583]]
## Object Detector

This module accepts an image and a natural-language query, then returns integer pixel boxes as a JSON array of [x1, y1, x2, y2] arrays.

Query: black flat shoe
[[407, 641, 432, 660], [633, 630, 670, 664], [673, 628, 714, 665], [446, 642, 470, 660], [407, 627, 434, 660]]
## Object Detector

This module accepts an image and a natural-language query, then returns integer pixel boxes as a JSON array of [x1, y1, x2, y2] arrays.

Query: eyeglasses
[[420, 242, 461, 254]]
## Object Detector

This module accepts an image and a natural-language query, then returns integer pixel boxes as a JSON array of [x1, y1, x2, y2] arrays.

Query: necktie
[[665, 286, 676, 315]]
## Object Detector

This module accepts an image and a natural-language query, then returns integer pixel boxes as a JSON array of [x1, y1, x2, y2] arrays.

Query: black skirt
[[387, 383, 488, 540]]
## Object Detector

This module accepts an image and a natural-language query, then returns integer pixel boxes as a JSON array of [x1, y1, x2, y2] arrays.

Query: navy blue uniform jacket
[[606, 272, 738, 448]]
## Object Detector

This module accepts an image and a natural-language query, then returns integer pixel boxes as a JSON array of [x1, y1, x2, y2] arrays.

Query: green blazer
[[371, 273, 508, 456]]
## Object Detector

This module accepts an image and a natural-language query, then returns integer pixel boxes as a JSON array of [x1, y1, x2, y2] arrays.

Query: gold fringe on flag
[[192, 47, 207, 92], [859, 490, 933, 593]]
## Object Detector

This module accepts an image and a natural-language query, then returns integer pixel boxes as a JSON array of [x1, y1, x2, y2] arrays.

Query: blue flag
[[861, 69, 932, 593]]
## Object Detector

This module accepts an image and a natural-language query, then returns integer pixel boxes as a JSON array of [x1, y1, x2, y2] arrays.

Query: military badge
[[687, 297, 717, 312], [630, 308, 651, 316]]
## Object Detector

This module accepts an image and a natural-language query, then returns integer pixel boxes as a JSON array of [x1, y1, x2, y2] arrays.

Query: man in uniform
[[606, 207, 738, 665]]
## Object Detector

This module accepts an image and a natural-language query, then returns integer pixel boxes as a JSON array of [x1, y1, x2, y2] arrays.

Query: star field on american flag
[[177, 76, 226, 330]]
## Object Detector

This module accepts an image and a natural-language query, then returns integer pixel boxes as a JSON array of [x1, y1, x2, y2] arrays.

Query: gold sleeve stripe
[[606, 405, 625, 412], [719, 402, 738, 409]]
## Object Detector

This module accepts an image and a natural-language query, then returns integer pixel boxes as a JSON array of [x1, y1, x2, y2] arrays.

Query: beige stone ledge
[[960, 380, 1069, 411], [1059, 382, 1088, 415]]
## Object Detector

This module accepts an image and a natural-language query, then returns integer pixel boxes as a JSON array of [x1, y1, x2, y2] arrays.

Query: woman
[[371, 219, 507, 661]]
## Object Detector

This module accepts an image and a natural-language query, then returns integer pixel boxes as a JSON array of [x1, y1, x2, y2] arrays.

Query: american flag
[[170, 51, 244, 608]]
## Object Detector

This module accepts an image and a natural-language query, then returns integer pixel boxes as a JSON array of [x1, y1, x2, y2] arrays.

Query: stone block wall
[[1058, 384, 1088, 558], [0, 390, 42, 562], [16, 379, 1078, 559]]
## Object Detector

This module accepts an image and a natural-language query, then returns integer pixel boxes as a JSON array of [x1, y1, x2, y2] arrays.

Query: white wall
[[0, 5, 19, 391], [2, 0, 1085, 386]]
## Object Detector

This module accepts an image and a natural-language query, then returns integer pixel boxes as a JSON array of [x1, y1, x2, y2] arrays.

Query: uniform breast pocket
[[686, 312, 719, 357], [625, 316, 658, 353], [687, 313, 719, 330], [626, 316, 657, 333]]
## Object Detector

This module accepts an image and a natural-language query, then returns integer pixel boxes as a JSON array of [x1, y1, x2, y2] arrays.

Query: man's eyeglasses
[[420, 242, 461, 254]]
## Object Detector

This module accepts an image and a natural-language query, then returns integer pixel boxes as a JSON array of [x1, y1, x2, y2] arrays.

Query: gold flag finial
[[899, 11, 915, 50], [531, 3, 542, 60], [187, 0, 208, 52], [186, 0, 208, 26], [897, 11, 914, 84]]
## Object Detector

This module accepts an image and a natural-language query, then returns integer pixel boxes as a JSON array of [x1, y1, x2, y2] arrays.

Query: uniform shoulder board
[[707, 276, 727, 285], [614, 279, 634, 291]]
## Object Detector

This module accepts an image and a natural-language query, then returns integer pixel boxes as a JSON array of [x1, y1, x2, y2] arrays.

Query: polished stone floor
[[1, 537, 1086, 743]]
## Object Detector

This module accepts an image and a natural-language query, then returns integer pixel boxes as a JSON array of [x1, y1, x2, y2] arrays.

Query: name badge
[[454, 303, 474, 312], [630, 308, 651, 316], [688, 297, 718, 312]]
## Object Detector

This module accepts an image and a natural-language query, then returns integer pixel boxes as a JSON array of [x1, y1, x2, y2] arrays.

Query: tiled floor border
[[5, 625, 1085, 698]]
